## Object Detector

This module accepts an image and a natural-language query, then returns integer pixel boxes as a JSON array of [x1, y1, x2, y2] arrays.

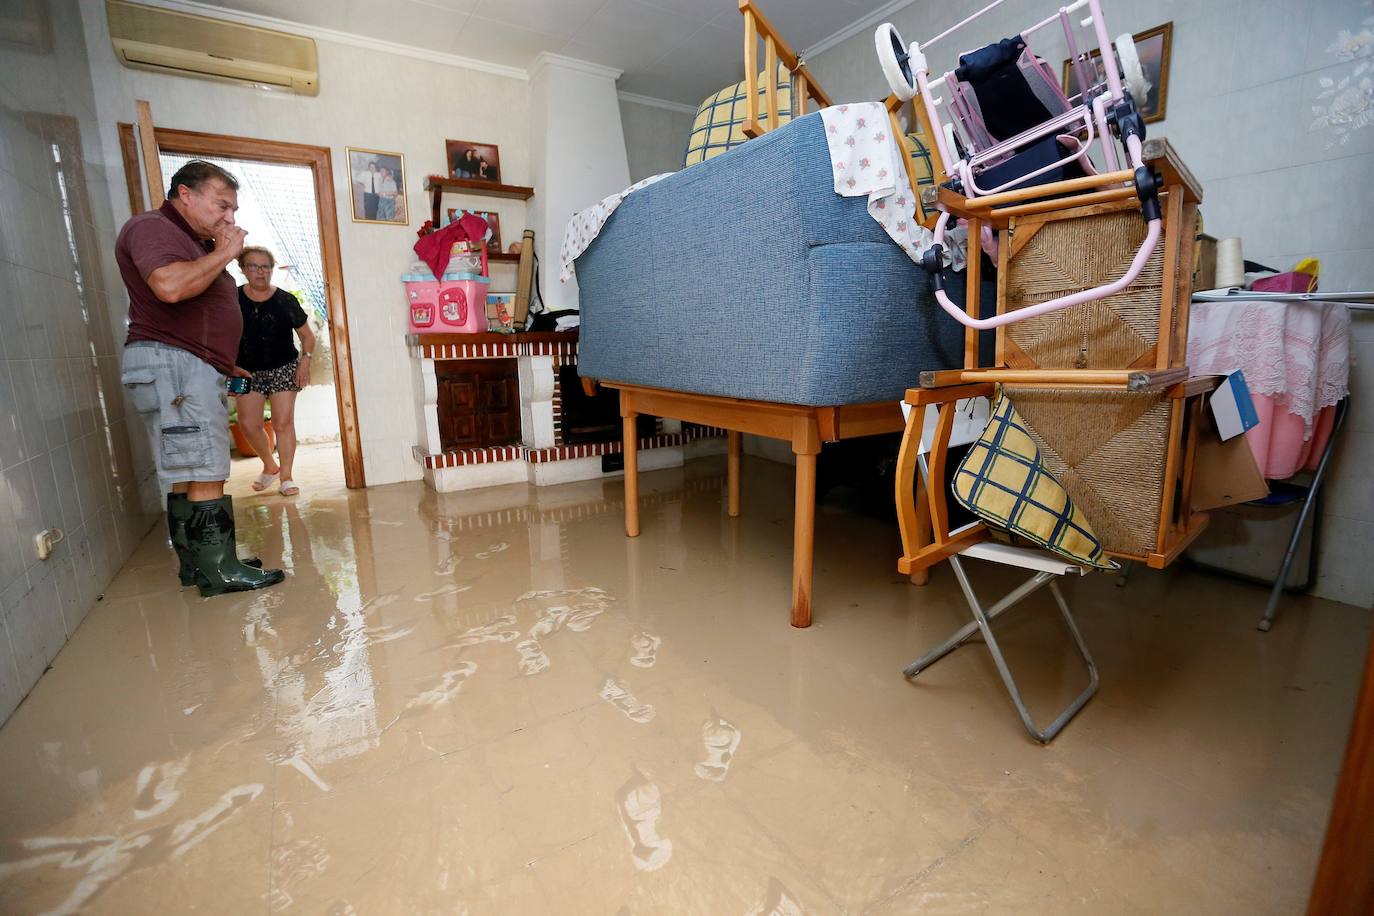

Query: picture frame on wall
[[487, 292, 516, 332], [445, 139, 502, 183], [1061, 21, 1172, 124], [347, 147, 408, 224], [448, 208, 501, 256]]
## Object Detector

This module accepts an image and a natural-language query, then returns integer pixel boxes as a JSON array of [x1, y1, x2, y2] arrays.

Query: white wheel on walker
[[875, 23, 917, 101], [1114, 33, 1151, 104]]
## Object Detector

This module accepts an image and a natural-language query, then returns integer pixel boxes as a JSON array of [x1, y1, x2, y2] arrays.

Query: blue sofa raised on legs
[[572, 112, 975, 628]]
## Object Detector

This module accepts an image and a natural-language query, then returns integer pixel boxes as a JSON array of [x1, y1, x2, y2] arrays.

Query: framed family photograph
[[486, 292, 516, 331], [1062, 21, 1172, 123], [447, 208, 502, 256], [446, 139, 501, 183], [347, 147, 408, 225]]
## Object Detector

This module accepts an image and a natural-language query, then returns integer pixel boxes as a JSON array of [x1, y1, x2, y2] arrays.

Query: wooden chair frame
[[895, 374, 1218, 579], [738, 0, 832, 139], [893, 134, 1212, 578], [737, 3, 946, 227], [921, 137, 1202, 373], [994, 193, 1198, 373]]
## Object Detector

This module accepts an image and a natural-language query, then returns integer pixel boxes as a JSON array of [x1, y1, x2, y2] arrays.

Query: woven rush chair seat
[[999, 196, 1198, 371], [1001, 386, 1172, 558]]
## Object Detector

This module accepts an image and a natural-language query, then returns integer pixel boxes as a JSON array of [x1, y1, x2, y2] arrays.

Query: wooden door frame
[[118, 124, 365, 488]]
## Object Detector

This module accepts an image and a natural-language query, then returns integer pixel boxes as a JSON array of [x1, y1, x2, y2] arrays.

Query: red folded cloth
[[414, 212, 489, 278]]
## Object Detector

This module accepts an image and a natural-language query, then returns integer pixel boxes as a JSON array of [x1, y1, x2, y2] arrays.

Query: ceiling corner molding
[[616, 92, 696, 114], [530, 52, 622, 81], [127, 0, 530, 81], [802, 0, 916, 61]]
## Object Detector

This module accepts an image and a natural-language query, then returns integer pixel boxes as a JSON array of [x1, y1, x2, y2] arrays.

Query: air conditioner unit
[[106, 0, 319, 96]]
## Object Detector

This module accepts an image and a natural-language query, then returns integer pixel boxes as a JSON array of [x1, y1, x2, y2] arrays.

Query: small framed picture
[[448, 208, 501, 255], [347, 147, 408, 224], [486, 292, 516, 331], [1062, 22, 1172, 124], [445, 139, 502, 183]]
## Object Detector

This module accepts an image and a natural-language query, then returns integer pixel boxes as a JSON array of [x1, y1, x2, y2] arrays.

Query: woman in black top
[[235, 246, 315, 496]]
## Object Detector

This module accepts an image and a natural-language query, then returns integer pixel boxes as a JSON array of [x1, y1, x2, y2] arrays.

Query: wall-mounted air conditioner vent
[[106, 0, 319, 96]]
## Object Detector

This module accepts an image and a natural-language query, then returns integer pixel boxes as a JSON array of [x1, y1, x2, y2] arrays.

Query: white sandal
[[279, 479, 300, 496], [251, 471, 280, 492]]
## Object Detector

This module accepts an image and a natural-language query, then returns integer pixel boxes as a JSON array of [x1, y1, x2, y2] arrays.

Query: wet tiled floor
[[0, 456, 1368, 913]]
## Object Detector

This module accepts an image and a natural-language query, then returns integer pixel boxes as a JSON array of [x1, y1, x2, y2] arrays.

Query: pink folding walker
[[875, 0, 1163, 330]]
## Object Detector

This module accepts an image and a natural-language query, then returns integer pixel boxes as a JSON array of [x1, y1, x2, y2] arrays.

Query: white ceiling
[[191, 0, 902, 106]]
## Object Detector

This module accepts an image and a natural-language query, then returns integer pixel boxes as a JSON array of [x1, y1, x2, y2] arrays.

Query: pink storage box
[[1251, 272, 1317, 294], [403, 264, 489, 334]]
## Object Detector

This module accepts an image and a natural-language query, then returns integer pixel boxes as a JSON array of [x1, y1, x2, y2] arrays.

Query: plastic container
[[447, 246, 483, 274], [404, 263, 490, 334], [1251, 271, 1317, 294]]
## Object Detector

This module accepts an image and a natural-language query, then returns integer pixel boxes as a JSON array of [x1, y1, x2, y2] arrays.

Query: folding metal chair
[[898, 396, 1100, 743], [1188, 396, 1351, 632]]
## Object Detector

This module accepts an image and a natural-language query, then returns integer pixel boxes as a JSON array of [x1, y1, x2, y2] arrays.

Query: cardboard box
[[1190, 424, 1269, 511], [1194, 232, 1217, 292], [1209, 370, 1260, 441]]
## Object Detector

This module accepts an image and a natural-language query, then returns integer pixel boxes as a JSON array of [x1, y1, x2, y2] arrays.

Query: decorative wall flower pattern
[[1311, 4, 1374, 147], [1311, 63, 1374, 146]]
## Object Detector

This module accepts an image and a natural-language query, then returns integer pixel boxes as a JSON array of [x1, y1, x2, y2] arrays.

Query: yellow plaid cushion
[[683, 63, 793, 167], [903, 132, 936, 186], [952, 394, 1113, 570]]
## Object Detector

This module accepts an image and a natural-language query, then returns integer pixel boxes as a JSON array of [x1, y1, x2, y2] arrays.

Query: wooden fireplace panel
[[482, 378, 512, 410], [443, 412, 477, 447], [437, 358, 520, 451], [483, 411, 518, 444], [444, 380, 477, 409]]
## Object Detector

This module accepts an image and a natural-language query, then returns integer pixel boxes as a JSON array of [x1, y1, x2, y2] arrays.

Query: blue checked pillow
[[683, 63, 793, 167], [953, 394, 1113, 569]]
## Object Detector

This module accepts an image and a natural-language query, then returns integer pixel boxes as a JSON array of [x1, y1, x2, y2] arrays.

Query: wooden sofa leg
[[622, 408, 640, 538], [727, 431, 742, 517], [791, 447, 818, 628]]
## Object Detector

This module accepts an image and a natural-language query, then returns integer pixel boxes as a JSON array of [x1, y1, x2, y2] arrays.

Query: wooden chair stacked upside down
[[880, 1, 1218, 739]]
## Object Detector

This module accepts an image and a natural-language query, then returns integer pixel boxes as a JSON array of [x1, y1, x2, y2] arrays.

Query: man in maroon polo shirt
[[116, 160, 283, 597]]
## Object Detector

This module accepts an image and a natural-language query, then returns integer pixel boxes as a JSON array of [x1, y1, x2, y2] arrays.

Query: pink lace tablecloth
[[1188, 298, 1351, 479]]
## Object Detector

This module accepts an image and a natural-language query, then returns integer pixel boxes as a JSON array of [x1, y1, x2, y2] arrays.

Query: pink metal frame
[[916, 0, 1124, 197], [958, 108, 1095, 196], [905, 0, 1158, 330]]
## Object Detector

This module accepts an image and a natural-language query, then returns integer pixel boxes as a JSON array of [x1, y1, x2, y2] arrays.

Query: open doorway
[[118, 125, 365, 489]]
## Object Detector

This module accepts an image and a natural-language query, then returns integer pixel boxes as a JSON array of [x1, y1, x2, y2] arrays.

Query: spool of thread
[[1216, 237, 1245, 288]]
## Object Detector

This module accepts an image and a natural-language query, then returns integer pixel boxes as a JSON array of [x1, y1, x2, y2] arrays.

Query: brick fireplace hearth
[[409, 332, 725, 493]]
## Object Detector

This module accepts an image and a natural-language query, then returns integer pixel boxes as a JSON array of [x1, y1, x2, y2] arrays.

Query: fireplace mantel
[[407, 331, 572, 347], [407, 331, 724, 492]]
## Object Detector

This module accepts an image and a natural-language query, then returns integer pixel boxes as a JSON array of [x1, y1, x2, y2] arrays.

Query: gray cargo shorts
[[122, 342, 232, 489]]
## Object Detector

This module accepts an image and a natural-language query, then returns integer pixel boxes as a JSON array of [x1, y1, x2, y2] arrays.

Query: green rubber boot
[[169, 493, 261, 586], [186, 496, 284, 598]]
